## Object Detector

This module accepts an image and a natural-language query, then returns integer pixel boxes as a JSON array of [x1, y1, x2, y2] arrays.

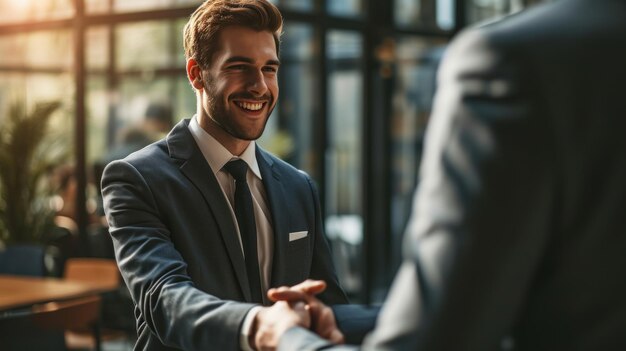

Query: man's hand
[[268, 280, 344, 345], [251, 301, 310, 351]]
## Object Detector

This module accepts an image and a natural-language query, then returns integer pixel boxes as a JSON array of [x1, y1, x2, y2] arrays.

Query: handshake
[[249, 279, 343, 351]]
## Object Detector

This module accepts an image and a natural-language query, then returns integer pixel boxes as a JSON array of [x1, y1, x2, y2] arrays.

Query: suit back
[[369, 0, 626, 350], [495, 1, 626, 348]]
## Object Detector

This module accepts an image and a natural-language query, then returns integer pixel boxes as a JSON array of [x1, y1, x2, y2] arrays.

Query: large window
[[0, 0, 74, 23], [85, 0, 203, 14], [0, 0, 547, 303]]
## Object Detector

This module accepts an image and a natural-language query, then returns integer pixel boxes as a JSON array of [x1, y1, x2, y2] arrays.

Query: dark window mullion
[[74, 0, 89, 253]]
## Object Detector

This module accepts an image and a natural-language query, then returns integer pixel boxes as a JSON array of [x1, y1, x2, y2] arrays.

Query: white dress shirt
[[188, 115, 274, 296], [188, 116, 272, 350]]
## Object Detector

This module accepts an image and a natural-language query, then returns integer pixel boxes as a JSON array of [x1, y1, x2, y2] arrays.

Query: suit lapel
[[167, 119, 251, 301], [256, 149, 291, 288]]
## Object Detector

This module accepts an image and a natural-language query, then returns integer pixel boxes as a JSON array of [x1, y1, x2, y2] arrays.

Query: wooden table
[[0, 275, 118, 312]]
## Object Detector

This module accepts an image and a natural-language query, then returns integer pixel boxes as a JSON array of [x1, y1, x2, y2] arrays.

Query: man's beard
[[203, 75, 275, 141]]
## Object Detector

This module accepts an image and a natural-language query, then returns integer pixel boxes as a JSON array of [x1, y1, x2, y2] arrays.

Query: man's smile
[[234, 100, 265, 111]]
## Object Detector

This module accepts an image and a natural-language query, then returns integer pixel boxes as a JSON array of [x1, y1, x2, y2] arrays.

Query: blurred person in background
[[94, 102, 174, 225], [101, 102, 174, 165]]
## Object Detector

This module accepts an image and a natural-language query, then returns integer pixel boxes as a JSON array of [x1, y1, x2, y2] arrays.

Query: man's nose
[[246, 70, 268, 97]]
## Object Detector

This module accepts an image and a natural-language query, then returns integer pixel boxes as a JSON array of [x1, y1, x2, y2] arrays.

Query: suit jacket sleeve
[[102, 159, 255, 351], [280, 26, 556, 350]]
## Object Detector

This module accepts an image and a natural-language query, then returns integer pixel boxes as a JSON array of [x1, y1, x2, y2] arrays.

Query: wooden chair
[[64, 257, 120, 286], [0, 295, 101, 351], [63, 258, 127, 350], [34, 295, 103, 350]]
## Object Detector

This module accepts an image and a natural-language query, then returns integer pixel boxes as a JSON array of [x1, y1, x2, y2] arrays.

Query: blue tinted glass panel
[[327, 0, 363, 17], [325, 30, 364, 300]]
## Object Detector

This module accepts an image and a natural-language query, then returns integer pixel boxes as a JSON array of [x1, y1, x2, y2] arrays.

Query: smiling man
[[101, 1, 347, 350]]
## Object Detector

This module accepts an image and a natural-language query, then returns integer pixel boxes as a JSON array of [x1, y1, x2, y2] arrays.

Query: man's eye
[[229, 65, 246, 70], [263, 67, 278, 73]]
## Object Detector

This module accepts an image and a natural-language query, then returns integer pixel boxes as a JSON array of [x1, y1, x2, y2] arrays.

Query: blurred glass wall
[[0, 0, 548, 302]]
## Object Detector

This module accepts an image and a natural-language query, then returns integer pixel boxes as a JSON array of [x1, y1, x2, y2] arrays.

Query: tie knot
[[224, 159, 249, 182]]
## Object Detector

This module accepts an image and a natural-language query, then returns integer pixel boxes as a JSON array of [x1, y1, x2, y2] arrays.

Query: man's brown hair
[[183, 0, 283, 68]]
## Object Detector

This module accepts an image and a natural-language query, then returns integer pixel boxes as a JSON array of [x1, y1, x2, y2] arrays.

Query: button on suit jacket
[[102, 118, 348, 350], [280, 0, 626, 350]]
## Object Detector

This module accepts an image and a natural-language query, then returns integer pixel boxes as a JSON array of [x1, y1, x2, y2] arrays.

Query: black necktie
[[223, 159, 263, 303]]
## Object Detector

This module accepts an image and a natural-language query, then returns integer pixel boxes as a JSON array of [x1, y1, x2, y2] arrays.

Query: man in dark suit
[[259, 0, 626, 350], [101, 1, 348, 350]]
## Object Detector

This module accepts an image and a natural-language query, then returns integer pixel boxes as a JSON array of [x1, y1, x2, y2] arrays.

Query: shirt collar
[[188, 115, 262, 180]]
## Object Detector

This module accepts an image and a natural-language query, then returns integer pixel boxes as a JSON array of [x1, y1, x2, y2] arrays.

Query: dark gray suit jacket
[[102, 119, 348, 350], [280, 0, 626, 349]]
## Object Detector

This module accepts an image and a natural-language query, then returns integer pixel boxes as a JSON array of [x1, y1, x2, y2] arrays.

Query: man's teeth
[[237, 102, 263, 111]]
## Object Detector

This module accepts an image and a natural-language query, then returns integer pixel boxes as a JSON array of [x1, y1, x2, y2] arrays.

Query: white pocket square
[[289, 231, 308, 242]]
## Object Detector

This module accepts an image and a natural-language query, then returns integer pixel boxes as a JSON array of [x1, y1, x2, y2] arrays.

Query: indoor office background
[[0, 0, 551, 304]]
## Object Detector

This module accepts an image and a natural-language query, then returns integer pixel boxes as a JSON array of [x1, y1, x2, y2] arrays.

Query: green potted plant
[[0, 100, 65, 275]]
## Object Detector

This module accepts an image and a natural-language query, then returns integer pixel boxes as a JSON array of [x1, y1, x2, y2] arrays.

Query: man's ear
[[186, 58, 204, 90]]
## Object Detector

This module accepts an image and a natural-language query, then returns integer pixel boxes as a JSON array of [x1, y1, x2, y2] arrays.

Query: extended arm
[[103, 160, 254, 350]]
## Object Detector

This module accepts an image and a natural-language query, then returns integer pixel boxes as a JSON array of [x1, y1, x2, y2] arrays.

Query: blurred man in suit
[[101, 1, 348, 350], [101, 103, 174, 165], [258, 0, 626, 349]]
